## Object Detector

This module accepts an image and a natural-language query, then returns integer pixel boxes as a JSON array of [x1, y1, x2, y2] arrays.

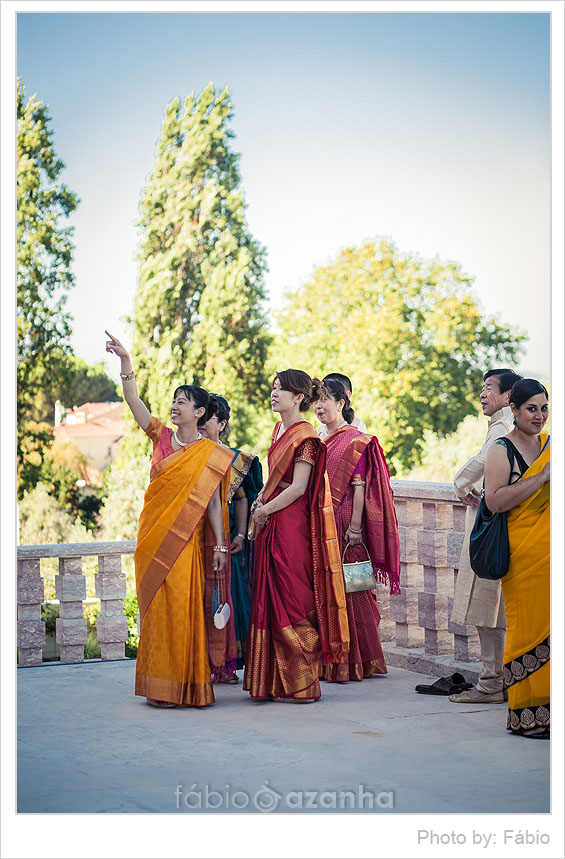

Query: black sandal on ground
[[414, 672, 473, 696]]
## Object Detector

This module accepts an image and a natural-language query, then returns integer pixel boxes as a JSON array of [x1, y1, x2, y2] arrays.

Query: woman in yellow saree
[[105, 332, 235, 708], [484, 379, 550, 738]]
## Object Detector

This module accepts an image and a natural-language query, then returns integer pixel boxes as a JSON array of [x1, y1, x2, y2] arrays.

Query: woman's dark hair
[[321, 379, 355, 424], [509, 378, 549, 410], [275, 369, 320, 412], [209, 394, 231, 438], [173, 385, 218, 426]]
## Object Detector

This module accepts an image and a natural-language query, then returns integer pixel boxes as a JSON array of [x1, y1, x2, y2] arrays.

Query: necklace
[[173, 429, 201, 447]]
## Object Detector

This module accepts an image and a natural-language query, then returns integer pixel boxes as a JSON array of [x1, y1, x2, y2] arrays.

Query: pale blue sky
[[17, 11, 551, 377]]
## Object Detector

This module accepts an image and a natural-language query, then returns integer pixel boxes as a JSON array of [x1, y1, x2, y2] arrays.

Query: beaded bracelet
[[120, 370, 135, 381], [213, 545, 229, 553]]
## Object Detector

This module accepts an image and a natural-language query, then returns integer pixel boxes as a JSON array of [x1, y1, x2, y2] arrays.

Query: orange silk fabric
[[134, 438, 233, 706]]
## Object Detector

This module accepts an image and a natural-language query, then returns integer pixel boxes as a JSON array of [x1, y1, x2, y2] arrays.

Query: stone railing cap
[[17, 540, 137, 560], [390, 480, 459, 502]]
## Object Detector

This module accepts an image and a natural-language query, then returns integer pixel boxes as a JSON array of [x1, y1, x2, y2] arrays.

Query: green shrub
[[123, 594, 139, 657], [84, 627, 101, 659], [41, 603, 59, 635]]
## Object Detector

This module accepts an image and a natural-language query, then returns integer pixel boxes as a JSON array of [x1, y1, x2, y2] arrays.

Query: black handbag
[[469, 496, 509, 580], [469, 439, 516, 580]]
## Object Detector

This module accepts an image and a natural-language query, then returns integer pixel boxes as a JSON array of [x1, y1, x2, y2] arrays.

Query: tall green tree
[[17, 79, 79, 490], [130, 84, 271, 447], [273, 238, 526, 474], [64, 356, 120, 408]]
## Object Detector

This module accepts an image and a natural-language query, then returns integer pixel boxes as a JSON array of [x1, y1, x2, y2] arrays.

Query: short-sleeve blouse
[[294, 438, 318, 465], [144, 416, 175, 466], [351, 449, 367, 485]]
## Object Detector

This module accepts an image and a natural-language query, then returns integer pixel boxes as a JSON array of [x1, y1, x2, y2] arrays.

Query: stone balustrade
[[17, 482, 481, 677], [377, 480, 480, 678], [17, 541, 135, 666]]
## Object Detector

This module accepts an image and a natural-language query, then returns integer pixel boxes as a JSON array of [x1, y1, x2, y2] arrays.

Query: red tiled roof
[[54, 420, 125, 440], [66, 402, 125, 419]]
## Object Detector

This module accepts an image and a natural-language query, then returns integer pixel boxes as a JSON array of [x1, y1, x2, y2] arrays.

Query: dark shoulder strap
[[496, 437, 528, 476]]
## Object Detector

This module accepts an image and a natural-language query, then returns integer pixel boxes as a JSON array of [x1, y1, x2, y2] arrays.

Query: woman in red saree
[[314, 378, 400, 682], [105, 332, 235, 708], [243, 370, 349, 702]]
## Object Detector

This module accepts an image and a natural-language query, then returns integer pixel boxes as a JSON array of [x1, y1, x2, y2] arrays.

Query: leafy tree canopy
[[402, 411, 487, 482], [273, 238, 526, 474], [130, 83, 271, 447], [17, 78, 79, 417], [17, 78, 79, 489], [18, 483, 93, 546], [62, 356, 120, 409], [98, 451, 149, 541]]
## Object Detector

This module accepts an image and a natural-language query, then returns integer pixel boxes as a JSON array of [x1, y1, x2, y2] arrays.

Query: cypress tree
[[131, 84, 271, 447]]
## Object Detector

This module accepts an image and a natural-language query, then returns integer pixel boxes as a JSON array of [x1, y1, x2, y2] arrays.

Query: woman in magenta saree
[[243, 370, 349, 702], [315, 378, 400, 682]]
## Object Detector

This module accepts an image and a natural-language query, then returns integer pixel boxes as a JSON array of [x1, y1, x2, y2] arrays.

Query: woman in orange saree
[[314, 378, 400, 682], [105, 332, 235, 708], [484, 379, 550, 738], [243, 370, 349, 702]]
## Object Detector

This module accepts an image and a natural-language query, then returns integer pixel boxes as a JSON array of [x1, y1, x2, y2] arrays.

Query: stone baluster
[[17, 558, 45, 666], [416, 500, 464, 655], [448, 495, 481, 661], [390, 496, 425, 647], [96, 555, 128, 659], [448, 595, 481, 662], [55, 557, 87, 663], [375, 582, 395, 641]]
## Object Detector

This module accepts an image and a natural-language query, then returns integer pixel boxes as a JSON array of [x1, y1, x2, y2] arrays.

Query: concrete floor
[[17, 659, 549, 814]]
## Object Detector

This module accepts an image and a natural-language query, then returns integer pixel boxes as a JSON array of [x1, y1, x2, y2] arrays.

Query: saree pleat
[[243, 422, 349, 700], [134, 438, 234, 706], [501, 435, 550, 733]]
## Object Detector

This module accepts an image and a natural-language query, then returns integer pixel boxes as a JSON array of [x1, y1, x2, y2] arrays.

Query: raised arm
[[105, 330, 151, 430]]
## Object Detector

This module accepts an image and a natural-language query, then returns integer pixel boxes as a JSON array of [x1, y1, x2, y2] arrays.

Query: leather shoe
[[449, 687, 505, 703]]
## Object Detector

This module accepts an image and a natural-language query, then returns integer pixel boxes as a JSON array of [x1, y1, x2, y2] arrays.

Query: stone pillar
[[390, 496, 425, 647], [96, 555, 128, 660], [375, 582, 395, 641], [448, 596, 481, 662], [55, 557, 87, 663], [415, 500, 462, 655], [17, 558, 45, 666]]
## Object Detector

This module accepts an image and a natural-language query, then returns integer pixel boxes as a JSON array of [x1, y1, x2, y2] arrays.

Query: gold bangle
[[120, 370, 135, 381], [213, 545, 229, 553]]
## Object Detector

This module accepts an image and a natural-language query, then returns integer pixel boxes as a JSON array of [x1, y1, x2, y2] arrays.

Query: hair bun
[[310, 377, 323, 405]]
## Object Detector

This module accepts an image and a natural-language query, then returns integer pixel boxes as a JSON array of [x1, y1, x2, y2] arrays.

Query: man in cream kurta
[[449, 369, 520, 704]]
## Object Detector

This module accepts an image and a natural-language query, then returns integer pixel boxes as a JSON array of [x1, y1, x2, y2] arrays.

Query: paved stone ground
[[17, 659, 549, 814]]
